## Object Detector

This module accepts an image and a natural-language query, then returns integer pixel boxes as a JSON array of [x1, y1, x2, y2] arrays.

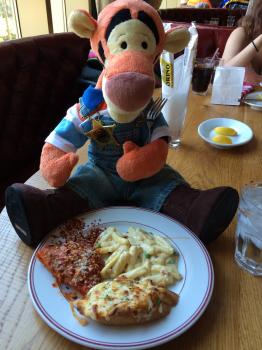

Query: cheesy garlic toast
[[74, 276, 179, 326]]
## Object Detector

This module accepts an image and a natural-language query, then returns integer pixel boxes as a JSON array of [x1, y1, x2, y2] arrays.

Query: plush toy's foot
[[161, 185, 239, 244], [5, 183, 89, 247]]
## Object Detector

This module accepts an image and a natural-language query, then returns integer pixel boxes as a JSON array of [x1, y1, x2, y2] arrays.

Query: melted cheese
[[84, 279, 145, 318], [76, 277, 174, 322]]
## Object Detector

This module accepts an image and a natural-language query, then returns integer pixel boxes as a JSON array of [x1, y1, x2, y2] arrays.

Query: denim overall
[[65, 109, 186, 211]]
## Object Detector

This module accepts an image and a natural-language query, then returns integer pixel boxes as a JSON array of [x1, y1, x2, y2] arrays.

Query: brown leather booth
[[158, 7, 245, 59], [170, 22, 234, 58], [159, 7, 246, 27], [195, 24, 234, 58], [0, 33, 90, 209]]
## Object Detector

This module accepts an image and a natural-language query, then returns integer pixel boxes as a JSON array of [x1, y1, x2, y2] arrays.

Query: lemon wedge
[[212, 135, 232, 145], [214, 126, 237, 136]]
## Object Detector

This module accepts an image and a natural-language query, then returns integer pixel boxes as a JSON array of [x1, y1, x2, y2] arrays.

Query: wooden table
[[1, 91, 262, 350]]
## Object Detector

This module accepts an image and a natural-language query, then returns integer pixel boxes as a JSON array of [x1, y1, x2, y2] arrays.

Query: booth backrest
[[196, 24, 234, 57], [159, 7, 246, 26], [169, 22, 234, 58], [0, 33, 90, 209]]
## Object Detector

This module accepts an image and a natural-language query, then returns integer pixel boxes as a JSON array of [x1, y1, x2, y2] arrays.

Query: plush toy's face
[[101, 16, 157, 123], [69, 0, 190, 123]]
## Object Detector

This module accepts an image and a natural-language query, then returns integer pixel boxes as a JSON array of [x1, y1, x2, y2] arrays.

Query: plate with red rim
[[28, 206, 214, 350]]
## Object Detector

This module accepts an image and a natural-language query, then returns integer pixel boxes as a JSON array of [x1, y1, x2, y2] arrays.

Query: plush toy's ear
[[163, 28, 191, 54], [69, 9, 97, 38]]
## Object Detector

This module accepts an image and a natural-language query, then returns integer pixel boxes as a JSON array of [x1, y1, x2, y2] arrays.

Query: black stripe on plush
[[105, 9, 132, 41], [137, 11, 159, 44], [98, 41, 105, 62]]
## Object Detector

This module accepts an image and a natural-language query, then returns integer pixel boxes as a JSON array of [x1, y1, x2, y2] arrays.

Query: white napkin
[[211, 66, 245, 106]]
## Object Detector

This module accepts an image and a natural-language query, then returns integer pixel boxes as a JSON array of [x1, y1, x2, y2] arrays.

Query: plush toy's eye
[[141, 41, 148, 49], [121, 41, 127, 49]]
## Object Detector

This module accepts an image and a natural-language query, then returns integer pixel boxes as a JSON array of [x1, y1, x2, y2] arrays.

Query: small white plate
[[28, 207, 214, 350], [198, 117, 253, 149], [243, 91, 262, 111]]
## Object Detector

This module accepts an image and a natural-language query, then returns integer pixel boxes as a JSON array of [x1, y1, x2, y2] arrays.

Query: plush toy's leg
[[161, 185, 239, 244], [5, 183, 89, 247]]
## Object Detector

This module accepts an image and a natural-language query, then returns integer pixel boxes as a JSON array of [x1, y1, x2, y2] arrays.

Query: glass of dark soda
[[192, 58, 214, 95]]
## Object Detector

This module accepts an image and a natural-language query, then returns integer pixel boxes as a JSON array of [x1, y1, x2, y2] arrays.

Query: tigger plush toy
[[5, 0, 239, 247]]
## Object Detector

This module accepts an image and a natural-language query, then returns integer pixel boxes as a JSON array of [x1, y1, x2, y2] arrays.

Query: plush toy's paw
[[122, 141, 139, 153], [40, 143, 79, 187], [116, 139, 168, 182]]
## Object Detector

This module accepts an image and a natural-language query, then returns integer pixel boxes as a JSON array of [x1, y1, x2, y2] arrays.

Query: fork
[[146, 97, 167, 121], [145, 97, 167, 140]]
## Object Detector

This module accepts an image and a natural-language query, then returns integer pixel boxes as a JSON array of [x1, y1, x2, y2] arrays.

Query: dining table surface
[[0, 87, 262, 350]]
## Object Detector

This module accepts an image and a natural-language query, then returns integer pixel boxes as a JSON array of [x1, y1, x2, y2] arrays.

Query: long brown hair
[[239, 1, 262, 40]]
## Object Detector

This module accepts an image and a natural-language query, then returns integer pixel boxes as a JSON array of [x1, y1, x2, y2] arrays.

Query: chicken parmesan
[[74, 276, 179, 325], [36, 218, 104, 296]]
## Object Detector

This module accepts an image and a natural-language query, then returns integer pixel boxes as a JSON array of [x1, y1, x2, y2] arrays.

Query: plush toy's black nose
[[105, 72, 154, 112]]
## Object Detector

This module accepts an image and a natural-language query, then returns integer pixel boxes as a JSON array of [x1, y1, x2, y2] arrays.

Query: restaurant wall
[[50, 0, 90, 33], [16, 0, 91, 37], [15, 0, 178, 38], [16, 0, 49, 37], [65, 0, 90, 23], [160, 0, 181, 8]]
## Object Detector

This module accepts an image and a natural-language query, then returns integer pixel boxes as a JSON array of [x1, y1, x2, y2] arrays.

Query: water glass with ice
[[235, 183, 262, 276]]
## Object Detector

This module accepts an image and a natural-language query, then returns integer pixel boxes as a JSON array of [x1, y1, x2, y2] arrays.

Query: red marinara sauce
[[36, 218, 104, 297]]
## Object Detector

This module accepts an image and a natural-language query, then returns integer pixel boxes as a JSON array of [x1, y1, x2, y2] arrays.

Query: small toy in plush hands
[[6, 0, 239, 247]]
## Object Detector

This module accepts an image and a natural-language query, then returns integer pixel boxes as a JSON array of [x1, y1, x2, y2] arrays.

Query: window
[[0, 0, 20, 42]]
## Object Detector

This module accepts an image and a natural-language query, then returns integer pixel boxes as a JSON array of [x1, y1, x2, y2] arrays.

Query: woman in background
[[222, 0, 262, 84]]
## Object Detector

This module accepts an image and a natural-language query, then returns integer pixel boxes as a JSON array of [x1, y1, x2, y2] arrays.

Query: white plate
[[198, 117, 253, 149], [28, 207, 214, 350], [243, 91, 262, 111]]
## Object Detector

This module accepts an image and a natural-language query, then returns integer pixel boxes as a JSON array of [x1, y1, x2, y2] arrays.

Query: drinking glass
[[235, 183, 262, 276], [162, 91, 189, 148], [192, 58, 215, 95], [210, 58, 224, 85]]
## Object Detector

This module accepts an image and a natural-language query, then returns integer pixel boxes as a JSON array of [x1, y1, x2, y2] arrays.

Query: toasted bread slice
[[74, 276, 179, 325]]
